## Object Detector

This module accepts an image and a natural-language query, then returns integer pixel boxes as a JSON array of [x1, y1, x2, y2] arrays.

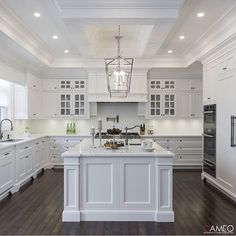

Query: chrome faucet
[[125, 125, 141, 146], [0, 119, 13, 140]]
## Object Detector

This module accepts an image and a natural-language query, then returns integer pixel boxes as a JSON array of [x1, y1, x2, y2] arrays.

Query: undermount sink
[[0, 139, 23, 143]]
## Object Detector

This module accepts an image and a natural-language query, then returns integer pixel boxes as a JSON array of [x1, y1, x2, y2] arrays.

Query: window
[[0, 79, 12, 120]]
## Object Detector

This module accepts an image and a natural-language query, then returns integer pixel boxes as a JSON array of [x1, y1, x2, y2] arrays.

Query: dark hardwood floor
[[0, 169, 235, 235]]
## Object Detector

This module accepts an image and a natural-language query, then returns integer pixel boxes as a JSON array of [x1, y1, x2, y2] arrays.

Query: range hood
[[88, 69, 148, 102]]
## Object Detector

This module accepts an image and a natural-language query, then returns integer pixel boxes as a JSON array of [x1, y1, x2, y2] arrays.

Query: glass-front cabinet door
[[60, 79, 86, 90], [73, 94, 85, 117], [164, 94, 175, 116], [60, 94, 71, 116], [150, 94, 161, 116], [149, 93, 175, 117]]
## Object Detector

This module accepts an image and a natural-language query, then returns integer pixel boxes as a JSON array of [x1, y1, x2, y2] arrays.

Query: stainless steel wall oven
[[203, 104, 216, 177]]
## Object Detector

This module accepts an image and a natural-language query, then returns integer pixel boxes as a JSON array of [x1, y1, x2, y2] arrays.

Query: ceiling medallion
[[105, 26, 134, 98]]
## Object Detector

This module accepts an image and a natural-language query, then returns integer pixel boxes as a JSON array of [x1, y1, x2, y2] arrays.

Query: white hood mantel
[[88, 69, 148, 102]]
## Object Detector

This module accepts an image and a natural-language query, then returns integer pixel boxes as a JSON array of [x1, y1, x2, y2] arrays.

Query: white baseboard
[[62, 210, 175, 222], [155, 211, 175, 222], [201, 172, 236, 202], [62, 211, 81, 222]]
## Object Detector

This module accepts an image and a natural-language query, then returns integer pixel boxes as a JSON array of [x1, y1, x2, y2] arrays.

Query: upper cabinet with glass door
[[59, 79, 86, 91], [149, 80, 177, 91]]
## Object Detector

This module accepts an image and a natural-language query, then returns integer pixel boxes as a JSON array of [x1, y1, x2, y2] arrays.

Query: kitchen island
[[62, 139, 175, 222]]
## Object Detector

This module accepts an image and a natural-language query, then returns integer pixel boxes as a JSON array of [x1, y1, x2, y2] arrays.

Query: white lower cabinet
[[16, 144, 34, 184], [49, 137, 82, 165], [33, 138, 48, 171], [0, 148, 15, 196], [154, 136, 202, 167]]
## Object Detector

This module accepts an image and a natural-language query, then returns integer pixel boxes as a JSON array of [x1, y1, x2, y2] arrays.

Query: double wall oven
[[203, 104, 216, 177]]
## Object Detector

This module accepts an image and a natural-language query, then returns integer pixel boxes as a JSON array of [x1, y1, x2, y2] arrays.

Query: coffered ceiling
[[0, 0, 236, 70]]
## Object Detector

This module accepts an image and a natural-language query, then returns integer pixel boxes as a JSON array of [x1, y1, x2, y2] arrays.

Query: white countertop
[[141, 134, 202, 138], [62, 139, 174, 158], [0, 133, 91, 151]]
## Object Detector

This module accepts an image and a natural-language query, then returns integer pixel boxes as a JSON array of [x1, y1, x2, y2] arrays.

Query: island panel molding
[[62, 140, 174, 222]]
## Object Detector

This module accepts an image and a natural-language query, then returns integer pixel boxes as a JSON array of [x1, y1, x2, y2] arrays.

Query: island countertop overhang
[[61, 139, 175, 158]]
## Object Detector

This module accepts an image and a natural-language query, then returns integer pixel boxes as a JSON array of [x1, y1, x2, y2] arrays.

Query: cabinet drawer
[[176, 137, 202, 142], [176, 154, 202, 162], [177, 141, 202, 148], [0, 148, 14, 157], [154, 138, 175, 144], [176, 147, 202, 154], [49, 138, 62, 145], [16, 143, 33, 155], [50, 153, 59, 161]]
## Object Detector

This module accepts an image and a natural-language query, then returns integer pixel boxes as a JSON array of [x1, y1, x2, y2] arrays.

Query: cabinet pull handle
[[36, 142, 39, 145], [4, 152, 10, 156], [223, 67, 227, 70], [231, 116, 236, 147], [25, 155, 29, 159], [24, 147, 28, 149]]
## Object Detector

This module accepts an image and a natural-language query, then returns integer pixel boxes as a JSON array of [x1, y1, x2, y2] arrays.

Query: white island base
[[62, 140, 175, 222]]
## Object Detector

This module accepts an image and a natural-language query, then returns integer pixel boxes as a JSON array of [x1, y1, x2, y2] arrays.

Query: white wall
[[14, 103, 202, 135]]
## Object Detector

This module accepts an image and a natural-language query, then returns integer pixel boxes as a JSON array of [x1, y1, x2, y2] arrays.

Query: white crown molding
[[50, 55, 188, 69], [182, 3, 236, 66], [0, 2, 53, 66], [55, 0, 184, 10]]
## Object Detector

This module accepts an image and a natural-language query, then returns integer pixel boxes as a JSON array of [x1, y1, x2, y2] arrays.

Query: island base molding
[[62, 210, 174, 222], [62, 145, 175, 223]]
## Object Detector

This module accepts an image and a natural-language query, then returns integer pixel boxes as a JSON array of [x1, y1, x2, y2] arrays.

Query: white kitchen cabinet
[[16, 146, 33, 183], [14, 85, 42, 119], [216, 71, 236, 194], [59, 93, 86, 118], [59, 79, 86, 90], [40, 138, 48, 166], [49, 137, 83, 165], [26, 72, 42, 90], [0, 147, 14, 196], [178, 79, 202, 91], [28, 88, 42, 118], [178, 93, 191, 117], [149, 79, 176, 91], [154, 136, 202, 167], [148, 78, 202, 119], [178, 93, 202, 118], [191, 93, 203, 117], [42, 79, 58, 91], [34, 141, 41, 171], [203, 64, 218, 105], [42, 92, 58, 118], [33, 138, 48, 171], [149, 93, 175, 117]]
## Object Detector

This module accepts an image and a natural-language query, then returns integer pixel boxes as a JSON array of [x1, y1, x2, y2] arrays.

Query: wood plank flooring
[[0, 169, 235, 235]]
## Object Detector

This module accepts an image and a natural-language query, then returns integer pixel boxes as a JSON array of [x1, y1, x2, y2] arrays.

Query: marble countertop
[[0, 133, 91, 151], [62, 139, 174, 158]]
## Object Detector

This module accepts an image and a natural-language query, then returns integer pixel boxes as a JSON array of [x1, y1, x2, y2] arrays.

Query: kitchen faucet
[[0, 119, 13, 140], [125, 125, 141, 146]]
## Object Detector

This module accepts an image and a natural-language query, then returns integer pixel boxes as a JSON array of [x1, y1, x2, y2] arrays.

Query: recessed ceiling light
[[64, 50, 69, 54], [168, 50, 173, 54], [52, 35, 58, 39], [33, 12, 41, 18], [197, 12, 205, 18], [179, 35, 185, 40]]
